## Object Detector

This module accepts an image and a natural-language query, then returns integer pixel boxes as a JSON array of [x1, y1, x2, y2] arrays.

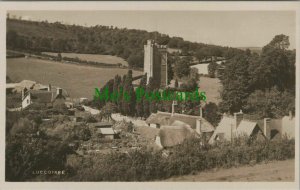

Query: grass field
[[198, 76, 222, 104], [42, 52, 128, 66], [7, 57, 142, 99], [164, 159, 294, 182]]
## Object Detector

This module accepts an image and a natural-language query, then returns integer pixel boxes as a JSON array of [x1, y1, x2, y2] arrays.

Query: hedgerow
[[67, 137, 294, 181]]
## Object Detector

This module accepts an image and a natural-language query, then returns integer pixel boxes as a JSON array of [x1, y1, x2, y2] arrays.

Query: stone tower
[[144, 40, 168, 88]]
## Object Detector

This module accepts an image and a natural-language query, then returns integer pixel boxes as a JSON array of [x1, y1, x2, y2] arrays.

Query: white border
[[0, 1, 299, 190]]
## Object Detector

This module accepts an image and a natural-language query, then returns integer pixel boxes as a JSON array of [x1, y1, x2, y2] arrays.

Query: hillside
[[7, 57, 142, 98], [7, 18, 243, 68]]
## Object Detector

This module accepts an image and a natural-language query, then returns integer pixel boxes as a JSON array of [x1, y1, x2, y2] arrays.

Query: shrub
[[67, 137, 294, 181]]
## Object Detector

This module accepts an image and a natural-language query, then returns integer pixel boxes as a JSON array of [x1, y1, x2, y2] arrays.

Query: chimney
[[264, 118, 271, 139], [289, 111, 293, 120], [233, 110, 243, 131], [21, 88, 25, 100], [171, 101, 177, 116], [200, 106, 203, 118], [47, 84, 52, 92], [196, 119, 201, 135], [21, 87, 27, 100], [57, 88, 62, 96]]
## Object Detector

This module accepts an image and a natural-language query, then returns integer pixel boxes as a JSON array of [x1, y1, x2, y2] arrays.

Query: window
[[215, 133, 225, 141]]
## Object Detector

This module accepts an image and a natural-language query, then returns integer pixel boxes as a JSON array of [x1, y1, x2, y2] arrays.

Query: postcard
[[0, 1, 299, 190]]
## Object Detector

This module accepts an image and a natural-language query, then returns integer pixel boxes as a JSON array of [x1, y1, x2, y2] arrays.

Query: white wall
[[22, 94, 31, 109]]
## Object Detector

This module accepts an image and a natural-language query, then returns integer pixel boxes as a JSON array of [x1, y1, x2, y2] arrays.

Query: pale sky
[[9, 11, 296, 49]]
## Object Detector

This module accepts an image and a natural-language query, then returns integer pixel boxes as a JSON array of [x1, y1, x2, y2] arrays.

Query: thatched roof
[[146, 111, 214, 131], [200, 118, 215, 132], [236, 120, 259, 136], [159, 124, 196, 148], [146, 112, 171, 125], [209, 114, 266, 144]]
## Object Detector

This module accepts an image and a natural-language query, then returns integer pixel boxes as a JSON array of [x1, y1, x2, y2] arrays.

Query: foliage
[[244, 87, 295, 119], [219, 34, 295, 116], [6, 116, 74, 181], [175, 79, 179, 88], [7, 19, 243, 69], [203, 102, 221, 126], [208, 61, 218, 78], [174, 57, 191, 79], [99, 102, 117, 121], [68, 137, 294, 181], [136, 74, 147, 118], [219, 52, 252, 113], [57, 53, 62, 61]]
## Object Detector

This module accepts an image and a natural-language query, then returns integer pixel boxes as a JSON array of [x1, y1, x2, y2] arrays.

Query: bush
[[68, 137, 295, 181]]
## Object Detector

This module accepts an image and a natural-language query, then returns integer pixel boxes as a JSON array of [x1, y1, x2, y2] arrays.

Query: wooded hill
[[7, 18, 243, 68]]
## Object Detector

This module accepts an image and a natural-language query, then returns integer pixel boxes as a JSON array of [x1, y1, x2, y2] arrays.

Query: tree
[[119, 75, 126, 114], [113, 75, 122, 111], [263, 34, 290, 51], [6, 121, 73, 181], [203, 102, 221, 127], [244, 87, 295, 119], [7, 30, 18, 49], [122, 70, 135, 116], [57, 53, 62, 61], [180, 78, 198, 91], [195, 49, 205, 63], [174, 57, 190, 79], [143, 77, 154, 117], [190, 68, 199, 81], [100, 102, 117, 121], [219, 52, 251, 113], [175, 79, 179, 88], [250, 35, 294, 92], [167, 55, 174, 85], [208, 61, 218, 78], [136, 74, 147, 118], [127, 53, 143, 68]]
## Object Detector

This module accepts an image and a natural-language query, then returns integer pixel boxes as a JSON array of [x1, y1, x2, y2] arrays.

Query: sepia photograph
[[0, 1, 299, 189]]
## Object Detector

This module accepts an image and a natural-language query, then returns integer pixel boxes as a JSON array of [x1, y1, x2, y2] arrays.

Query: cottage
[[281, 112, 295, 139], [97, 128, 115, 140], [263, 111, 295, 140], [147, 102, 215, 147], [146, 111, 214, 137], [21, 84, 66, 109], [209, 111, 266, 144], [155, 122, 197, 148], [90, 122, 113, 128]]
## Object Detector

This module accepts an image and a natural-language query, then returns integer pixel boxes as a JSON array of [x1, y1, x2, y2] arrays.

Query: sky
[[8, 11, 296, 49]]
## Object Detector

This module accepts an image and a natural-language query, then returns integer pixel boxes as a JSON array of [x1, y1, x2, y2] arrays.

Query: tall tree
[[250, 34, 294, 92], [219, 52, 251, 113], [136, 74, 147, 118], [208, 61, 218, 78], [174, 57, 191, 79], [122, 70, 135, 116]]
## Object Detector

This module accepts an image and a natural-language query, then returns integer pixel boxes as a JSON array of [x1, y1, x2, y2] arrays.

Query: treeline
[[219, 34, 295, 119], [41, 53, 123, 68], [89, 69, 203, 119], [7, 18, 243, 68]]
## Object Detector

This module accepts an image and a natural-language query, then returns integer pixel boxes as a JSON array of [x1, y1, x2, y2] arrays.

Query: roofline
[[157, 111, 201, 119]]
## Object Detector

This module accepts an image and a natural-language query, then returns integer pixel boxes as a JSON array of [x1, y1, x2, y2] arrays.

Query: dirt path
[[164, 159, 295, 182]]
